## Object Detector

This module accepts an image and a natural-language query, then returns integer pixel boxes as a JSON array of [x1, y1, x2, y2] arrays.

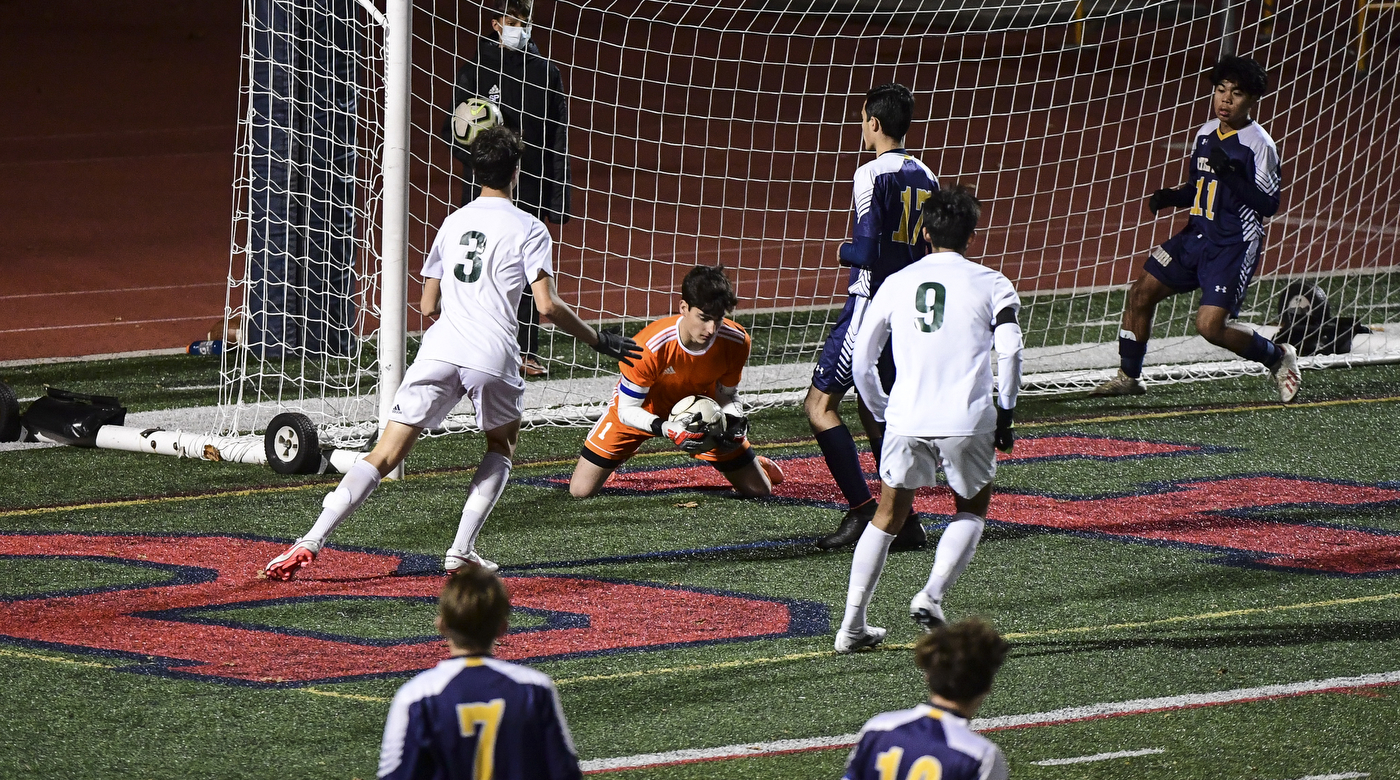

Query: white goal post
[[212, 0, 1400, 457]]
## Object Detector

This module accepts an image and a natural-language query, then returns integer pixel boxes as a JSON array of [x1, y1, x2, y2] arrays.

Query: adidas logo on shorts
[[663, 366, 677, 375]]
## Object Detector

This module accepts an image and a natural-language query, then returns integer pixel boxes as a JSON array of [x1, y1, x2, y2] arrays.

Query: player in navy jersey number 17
[[1092, 55, 1301, 402], [378, 567, 582, 780], [808, 83, 939, 553], [843, 619, 1009, 780]]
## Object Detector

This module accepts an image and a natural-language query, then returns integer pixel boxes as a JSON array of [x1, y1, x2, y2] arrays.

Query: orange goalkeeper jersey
[[613, 315, 751, 421]]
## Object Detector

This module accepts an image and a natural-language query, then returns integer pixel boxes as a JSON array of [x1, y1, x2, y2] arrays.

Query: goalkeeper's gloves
[[651, 417, 710, 454], [715, 413, 749, 453], [593, 329, 643, 366], [995, 406, 1015, 453], [1208, 147, 1245, 180]]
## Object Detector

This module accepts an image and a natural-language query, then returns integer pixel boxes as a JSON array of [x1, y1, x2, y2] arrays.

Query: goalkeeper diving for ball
[[567, 265, 784, 499], [264, 126, 641, 581]]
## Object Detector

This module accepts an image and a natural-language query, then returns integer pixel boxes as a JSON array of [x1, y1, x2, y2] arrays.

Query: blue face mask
[[500, 24, 531, 51]]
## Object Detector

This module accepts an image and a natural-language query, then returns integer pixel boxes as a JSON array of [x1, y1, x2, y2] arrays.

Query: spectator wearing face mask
[[445, 0, 571, 377]]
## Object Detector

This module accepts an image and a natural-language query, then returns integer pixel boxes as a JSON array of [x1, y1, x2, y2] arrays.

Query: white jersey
[[418, 197, 554, 378], [854, 252, 1020, 437]]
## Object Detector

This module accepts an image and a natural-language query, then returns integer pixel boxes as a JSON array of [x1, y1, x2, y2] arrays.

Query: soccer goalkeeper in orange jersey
[[568, 265, 784, 498]]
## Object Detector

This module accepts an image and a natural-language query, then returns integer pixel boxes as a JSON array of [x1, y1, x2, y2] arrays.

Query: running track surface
[[2, 2, 1395, 361]]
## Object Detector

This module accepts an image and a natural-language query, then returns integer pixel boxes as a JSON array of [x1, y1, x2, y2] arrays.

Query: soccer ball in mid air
[[451, 97, 504, 148], [668, 395, 725, 455]]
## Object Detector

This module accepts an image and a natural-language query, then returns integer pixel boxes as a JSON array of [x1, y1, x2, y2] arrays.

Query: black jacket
[[447, 37, 571, 223]]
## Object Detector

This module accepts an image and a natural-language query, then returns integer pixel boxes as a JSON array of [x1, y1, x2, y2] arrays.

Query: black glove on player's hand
[[1208, 147, 1243, 179], [716, 413, 749, 453], [1148, 188, 1173, 214], [995, 406, 1015, 453], [593, 329, 643, 366]]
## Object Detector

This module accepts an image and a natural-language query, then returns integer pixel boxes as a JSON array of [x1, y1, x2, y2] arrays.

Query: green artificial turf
[[0, 360, 1397, 779]]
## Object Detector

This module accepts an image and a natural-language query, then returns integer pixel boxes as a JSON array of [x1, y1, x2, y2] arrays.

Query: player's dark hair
[[438, 567, 511, 653], [1211, 55, 1268, 98], [921, 184, 982, 253], [864, 83, 915, 141], [680, 265, 739, 318], [490, 0, 532, 22], [915, 617, 1009, 703], [471, 125, 523, 191]]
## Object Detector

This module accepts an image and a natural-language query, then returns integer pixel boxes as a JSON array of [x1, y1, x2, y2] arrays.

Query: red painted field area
[[594, 436, 1400, 575], [0, 533, 818, 684]]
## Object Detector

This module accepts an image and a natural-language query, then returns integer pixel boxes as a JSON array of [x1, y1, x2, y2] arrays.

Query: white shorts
[[387, 359, 524, 432], [879, 432, 997, 499]]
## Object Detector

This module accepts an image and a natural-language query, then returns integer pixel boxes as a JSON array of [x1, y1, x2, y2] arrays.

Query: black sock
[[1118, 332, 1147, 379], [1243, 332, 1283, 368], [815, 424, 872, 509]]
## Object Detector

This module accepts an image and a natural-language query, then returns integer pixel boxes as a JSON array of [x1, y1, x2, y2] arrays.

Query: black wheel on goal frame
[[0, 381, 21, 443], [264, 412, 321, 474]]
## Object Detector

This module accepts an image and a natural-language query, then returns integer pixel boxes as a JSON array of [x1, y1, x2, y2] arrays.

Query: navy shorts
[[812, 295, 896, 395], [1144, 230, 1262, 316]]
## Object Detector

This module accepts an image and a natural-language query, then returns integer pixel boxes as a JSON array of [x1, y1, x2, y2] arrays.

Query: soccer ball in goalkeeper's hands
[[668, 395, 725, 455], [451, 98, 504, 148]]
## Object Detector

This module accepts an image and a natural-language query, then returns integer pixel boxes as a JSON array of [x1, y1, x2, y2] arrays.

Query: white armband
[[993, 321, 1023, 411], [615, 380, 660, 433], [717, 385, 743, 420]]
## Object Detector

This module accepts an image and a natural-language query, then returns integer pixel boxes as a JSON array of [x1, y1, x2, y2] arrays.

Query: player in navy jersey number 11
[[1092, 55, 1301, 402], [378, 567, 582, 780], [843, 619, 1010, 780]]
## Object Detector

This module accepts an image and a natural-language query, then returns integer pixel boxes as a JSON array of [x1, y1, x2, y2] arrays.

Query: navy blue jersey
[[1182, 119, 1281, 245], [379, 656, 581, 780], [839, 150, 939, 297], [844, 704, 1007, 780]]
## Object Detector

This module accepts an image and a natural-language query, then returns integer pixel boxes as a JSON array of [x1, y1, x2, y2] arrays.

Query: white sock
[[304, 459, 381, 545], [450, 452, 513, 552], [922, 512, 985, 601], [840, 524, 896, 633]]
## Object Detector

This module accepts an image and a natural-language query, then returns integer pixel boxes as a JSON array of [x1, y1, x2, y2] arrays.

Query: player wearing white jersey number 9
[[263, 126, 641, 583], [836, 185, 1023, 654]]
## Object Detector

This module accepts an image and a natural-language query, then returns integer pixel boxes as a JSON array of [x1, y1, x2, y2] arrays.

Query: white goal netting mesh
[[220, 0, 1400, 444]]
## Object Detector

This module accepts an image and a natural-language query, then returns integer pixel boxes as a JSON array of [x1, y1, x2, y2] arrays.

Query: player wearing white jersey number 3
[[836, 185, 1023, 653], [264, 127, 641, 582]]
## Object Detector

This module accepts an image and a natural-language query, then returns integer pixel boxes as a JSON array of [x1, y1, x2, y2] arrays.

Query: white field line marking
[[1290, 774, 1370, 780], [577, 670, 1400, 773], [0, 315, 223, 335], [1032, 748, 1165, 766], [0, 282, 224, 301]]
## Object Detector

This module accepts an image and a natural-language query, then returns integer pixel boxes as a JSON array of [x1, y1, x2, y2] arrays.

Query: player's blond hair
[[439, 567, 511, 652]]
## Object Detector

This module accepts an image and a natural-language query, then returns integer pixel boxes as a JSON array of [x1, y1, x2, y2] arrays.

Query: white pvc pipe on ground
[[91, 425, 366, 473]]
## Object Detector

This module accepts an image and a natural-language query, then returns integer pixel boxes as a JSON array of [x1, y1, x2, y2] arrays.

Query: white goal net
[[218, 0, 1400, 446]]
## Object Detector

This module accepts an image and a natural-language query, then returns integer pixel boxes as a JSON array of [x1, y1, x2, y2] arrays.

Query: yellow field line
[[554, 590, 1400, 685], [3, 394, 1396, 520], [0, 647, 116, 669], [301, 686, 391, 703]]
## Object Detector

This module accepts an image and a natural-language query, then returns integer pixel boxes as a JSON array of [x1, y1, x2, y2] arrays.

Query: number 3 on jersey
[[914, 282, 946, 333], [455, 231, 488, 283]]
